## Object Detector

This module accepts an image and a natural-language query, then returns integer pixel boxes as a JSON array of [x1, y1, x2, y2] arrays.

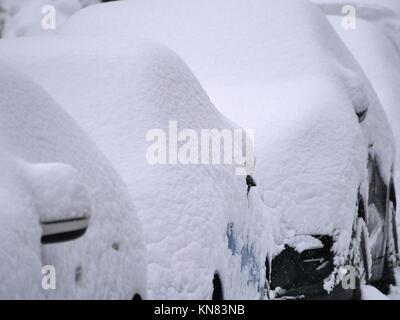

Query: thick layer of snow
[[25, 162, 91, 223], [315, 0, 400, 251], [0, 152, 44, 299], [60, 0, 395, 266], [0, 0, 99, 38], [0, 61, 146, 299], [360, 268, 400, 299], [0, 36, 273, 299], [286, 235, 324, 254]]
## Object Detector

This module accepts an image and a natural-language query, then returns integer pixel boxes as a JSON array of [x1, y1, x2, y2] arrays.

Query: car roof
[[62, 0, 360, 88]]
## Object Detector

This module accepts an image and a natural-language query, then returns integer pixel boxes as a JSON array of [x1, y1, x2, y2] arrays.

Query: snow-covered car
[[0, 60, 146, 299], [313, 0, 400, 294], [0, 36, 273, 299], [57, 0, 397, 299]]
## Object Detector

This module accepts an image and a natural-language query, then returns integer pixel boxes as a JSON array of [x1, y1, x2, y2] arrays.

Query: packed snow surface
[[0, 60, 146, 299], [362, 285, 390, 300], [60, 0, 395, 263], [0, 36, 273, 299]]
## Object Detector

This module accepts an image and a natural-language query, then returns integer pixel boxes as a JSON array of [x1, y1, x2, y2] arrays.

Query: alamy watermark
[[146, 121, 255, 176], [342, 5, 357, 30], [41, 5, 56, 31], [340, 265, 357, 290], [41, 265, 56, 290]]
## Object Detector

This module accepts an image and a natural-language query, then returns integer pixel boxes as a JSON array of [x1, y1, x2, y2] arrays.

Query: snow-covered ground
[[60, 0, 395, 291], [0, 60, 146, 299], [362, 285, 390, 300], [360, 268, 400, 299], [360, 268, 400, 300]]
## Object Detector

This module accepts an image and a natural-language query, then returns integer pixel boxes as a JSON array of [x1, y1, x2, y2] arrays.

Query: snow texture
[[286, 236, 324, 254], [0, 36, 273, 299], [0, 60, 146, 299], [60, 0, 395, 279], [0, 152, 44, 299], [362, 285, 390, 300], [361, 268, 400, 300], [25, 162, 91, 223]]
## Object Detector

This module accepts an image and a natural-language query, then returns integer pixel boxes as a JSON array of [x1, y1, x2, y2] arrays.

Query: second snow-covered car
[[314, 0, 400, 294]]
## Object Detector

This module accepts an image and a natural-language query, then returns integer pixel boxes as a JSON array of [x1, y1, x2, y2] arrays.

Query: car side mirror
[[25, 162, 91, 244]]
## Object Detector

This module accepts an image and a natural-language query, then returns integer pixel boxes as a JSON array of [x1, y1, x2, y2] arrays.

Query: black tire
[[351, 218, 371, 300]]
